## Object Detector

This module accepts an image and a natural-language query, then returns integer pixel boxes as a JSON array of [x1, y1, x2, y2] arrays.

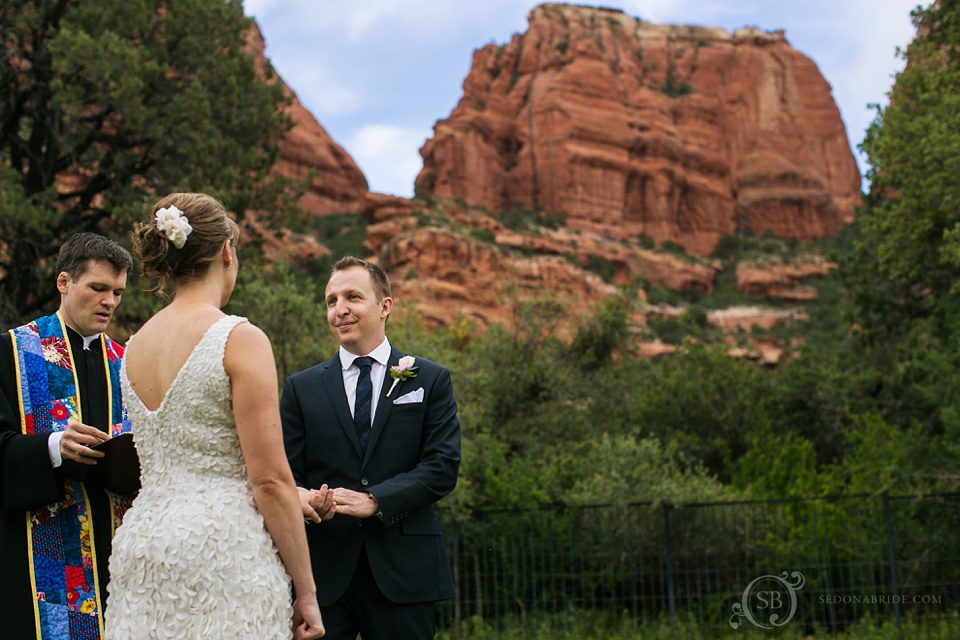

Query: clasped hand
[[298, 484, 336, 524], [298, 486, 378, 522], [60, 419, 109, 464]]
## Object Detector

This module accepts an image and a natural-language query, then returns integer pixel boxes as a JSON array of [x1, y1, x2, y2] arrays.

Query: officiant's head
[[56, 233, 133, 337], [325, 257, 393, 356], [134, 192, 240, 305]]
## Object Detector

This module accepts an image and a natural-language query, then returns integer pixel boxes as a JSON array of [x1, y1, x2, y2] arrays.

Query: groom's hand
[[331, 488, 378, 518]]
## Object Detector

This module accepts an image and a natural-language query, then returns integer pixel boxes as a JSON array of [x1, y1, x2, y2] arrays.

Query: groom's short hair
[[332, 256, 392, 301]]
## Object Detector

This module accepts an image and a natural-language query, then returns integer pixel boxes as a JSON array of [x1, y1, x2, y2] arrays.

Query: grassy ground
[[437, 611, 960, 639]]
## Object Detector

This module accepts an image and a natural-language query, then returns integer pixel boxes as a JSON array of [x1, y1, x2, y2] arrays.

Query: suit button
[[357, 520, 364, 528], [360, 477, 369, 486]]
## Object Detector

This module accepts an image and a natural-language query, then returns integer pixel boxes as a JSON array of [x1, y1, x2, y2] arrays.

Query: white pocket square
[[392, 387, 424, 405]]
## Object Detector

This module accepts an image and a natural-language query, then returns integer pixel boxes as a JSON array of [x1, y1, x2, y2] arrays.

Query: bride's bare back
[[124, 305, 227, 411]]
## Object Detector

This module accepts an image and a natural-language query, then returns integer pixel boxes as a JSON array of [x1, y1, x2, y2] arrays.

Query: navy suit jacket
[[280, 345, 460, 605]]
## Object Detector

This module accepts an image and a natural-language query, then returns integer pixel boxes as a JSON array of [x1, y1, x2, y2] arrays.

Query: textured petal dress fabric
[[106, 316, 291, 639]]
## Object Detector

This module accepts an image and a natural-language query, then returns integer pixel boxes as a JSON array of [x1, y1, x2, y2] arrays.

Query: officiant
[[0, 233, 134, 640]]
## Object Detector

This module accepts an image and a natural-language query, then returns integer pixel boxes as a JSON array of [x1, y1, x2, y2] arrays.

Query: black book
[[60, 432, 141, 495]]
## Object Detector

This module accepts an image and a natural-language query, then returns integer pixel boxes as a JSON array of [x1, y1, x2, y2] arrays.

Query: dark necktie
[[353, 356, 374, 454]]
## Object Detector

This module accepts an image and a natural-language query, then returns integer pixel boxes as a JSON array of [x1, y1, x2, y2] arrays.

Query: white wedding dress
[[106, 315, 291, 639]]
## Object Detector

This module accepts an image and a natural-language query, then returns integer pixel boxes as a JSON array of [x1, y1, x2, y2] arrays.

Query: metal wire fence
[[436, 493, 960, 638]]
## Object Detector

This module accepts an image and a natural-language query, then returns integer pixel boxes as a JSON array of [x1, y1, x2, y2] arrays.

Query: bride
[[106, 193, 326, 639]]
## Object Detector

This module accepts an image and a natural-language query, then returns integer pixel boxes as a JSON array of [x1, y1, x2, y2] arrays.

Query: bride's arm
[[225, 322, 324, 639]]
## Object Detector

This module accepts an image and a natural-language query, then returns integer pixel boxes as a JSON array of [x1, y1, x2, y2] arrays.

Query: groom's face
[[325, 266, 393, 355]]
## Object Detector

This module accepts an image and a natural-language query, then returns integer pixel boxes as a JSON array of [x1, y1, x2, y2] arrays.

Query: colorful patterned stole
[[10, 312, 132, 640]]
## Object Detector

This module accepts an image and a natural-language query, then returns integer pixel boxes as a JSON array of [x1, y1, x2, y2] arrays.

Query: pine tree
[[0, 0, 293, 324]]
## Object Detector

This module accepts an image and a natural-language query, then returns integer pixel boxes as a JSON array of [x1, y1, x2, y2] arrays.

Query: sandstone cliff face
[[248, 24, 367, 216], [416, 3, 860, 254], [362, 196, 621, 330], [378, 227, 622, 330], [359, 194, 815, 361]]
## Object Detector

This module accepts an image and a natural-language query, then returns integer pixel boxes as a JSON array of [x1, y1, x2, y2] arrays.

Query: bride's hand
[[292, 596, 325, 639], [309, 484, 337, 522], [298, 485, 337, 524], [298, 488, 322, 524]]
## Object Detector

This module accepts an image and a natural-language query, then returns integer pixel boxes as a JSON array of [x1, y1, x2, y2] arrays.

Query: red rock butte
[[416, 3, 861, 254]]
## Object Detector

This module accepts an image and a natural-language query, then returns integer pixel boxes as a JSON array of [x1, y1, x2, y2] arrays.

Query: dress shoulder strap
[[206, 315, 249, 359]]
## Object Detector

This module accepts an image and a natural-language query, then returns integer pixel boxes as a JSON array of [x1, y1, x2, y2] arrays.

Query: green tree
[[834, 1, 960, 481], [563, 432, 733, 505], [626, 344, 773, 479], [225, 261, 331, 382], [569, 296, 628, 370], [854, 0, 960, 342], [0, 0, 294, 325]]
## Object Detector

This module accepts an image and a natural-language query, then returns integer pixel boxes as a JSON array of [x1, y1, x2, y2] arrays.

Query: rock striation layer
[[736, 255, 835, 301], [416, 3, 860, 254]]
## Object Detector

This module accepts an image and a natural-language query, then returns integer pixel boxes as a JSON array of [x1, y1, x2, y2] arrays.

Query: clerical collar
[[64, 325, 101, 351], [81, 334, 100, 351]]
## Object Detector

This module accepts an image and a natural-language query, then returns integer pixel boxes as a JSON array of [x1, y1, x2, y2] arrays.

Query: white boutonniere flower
[[154, 205, 193, 249], [386, 355, 418, 397]]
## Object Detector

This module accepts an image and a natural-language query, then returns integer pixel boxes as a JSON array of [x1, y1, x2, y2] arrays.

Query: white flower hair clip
[[154, 205, 193, 249]]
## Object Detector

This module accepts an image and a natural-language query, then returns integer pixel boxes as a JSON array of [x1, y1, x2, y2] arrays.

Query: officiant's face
[[58, 260, 127, 337], [325, 266, 392, 355]]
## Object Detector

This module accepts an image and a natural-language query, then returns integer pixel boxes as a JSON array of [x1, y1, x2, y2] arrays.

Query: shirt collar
[[339, 337, 391, 371], [64, 324, 101, 351]]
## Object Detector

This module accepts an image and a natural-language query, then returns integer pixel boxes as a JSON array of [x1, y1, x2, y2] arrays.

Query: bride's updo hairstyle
[[133, 192, 239, 298]]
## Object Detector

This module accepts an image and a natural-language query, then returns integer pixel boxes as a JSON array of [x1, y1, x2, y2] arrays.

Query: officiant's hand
[[61, 419, 109, 465], [292, 595, 325, 639], [299, 485, 336, 523], [331, 488, 378, 518]]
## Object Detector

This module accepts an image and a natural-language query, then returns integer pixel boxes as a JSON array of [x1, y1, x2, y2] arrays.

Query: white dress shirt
[[339, 337, 392, 425]]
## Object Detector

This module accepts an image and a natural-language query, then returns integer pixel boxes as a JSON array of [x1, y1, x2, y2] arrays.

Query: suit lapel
[[319, 356, 363, 458], [364, 347, 401, 466]]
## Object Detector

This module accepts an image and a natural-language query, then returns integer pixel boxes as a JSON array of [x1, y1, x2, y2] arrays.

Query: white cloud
[[344, 124, 430, 197], [275, 63, 362, 119]]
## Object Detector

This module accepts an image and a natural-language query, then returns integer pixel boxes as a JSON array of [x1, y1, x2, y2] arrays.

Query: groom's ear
[[380, 296, 393, 320]]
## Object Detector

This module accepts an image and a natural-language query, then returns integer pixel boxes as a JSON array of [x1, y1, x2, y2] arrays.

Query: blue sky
[[246, 1, 923, 197]]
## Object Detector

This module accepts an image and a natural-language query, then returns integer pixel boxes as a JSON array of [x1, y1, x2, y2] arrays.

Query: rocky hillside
[[416, 3, 861, 254], [256, 6, 856, 362], [358, 194, 838, 364]]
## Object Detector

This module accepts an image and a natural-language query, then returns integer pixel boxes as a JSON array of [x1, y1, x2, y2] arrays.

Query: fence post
[[881, 492, 902, 633], [663, 503, 677, 624], [452, 526, 461, 640]]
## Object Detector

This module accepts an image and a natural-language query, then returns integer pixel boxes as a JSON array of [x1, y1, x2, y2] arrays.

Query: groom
[[281, 257, 461, 640]]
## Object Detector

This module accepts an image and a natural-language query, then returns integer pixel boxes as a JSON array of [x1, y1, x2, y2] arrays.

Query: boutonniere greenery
[[386, 355, 418, 397]]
